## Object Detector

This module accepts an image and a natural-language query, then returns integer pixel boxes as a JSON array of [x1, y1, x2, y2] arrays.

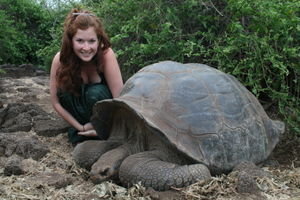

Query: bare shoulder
[[50, 52, 61, 72], [101, 48, 119, 70], [104, 48, 117, 59], [103, 47, 114, 54], [50, 52, 61, 95], [52, 52, 61, 66]]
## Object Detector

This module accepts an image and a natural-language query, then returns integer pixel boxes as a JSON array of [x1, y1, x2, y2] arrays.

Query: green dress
[[57, 76, 112, 145]]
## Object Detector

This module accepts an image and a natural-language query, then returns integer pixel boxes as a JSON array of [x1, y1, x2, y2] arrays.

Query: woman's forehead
[[73, 27, 97, 38]]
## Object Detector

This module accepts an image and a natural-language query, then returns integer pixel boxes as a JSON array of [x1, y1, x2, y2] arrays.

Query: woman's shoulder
[[53, 52, 61, 61], [103, 48, 116, 57], [52, 52, 62, 67], [97, 48, 112, 71], [102, 48, 118, 64], [50, 52, 62, 73]]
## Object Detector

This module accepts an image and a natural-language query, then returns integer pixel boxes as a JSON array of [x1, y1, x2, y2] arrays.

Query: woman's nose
[[82, 42, 90, 50]]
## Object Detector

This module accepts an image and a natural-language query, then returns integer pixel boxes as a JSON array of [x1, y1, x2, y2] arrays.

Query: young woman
[[50, 8, 123, 145]]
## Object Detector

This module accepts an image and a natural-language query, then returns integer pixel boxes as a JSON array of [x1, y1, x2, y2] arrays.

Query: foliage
[[0, 0, 54, 64], [36, 8, 67, 70], [91, 0, 221, 79], [0, 68, 5, 74], [0, 10, 23, 64], [207, 0, 300, 133]]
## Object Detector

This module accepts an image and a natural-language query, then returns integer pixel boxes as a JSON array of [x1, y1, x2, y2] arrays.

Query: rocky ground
[[0, 64, 299, 200]]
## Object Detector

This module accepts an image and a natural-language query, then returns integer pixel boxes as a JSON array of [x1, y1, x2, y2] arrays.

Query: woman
[[50, 8, 123, 145]]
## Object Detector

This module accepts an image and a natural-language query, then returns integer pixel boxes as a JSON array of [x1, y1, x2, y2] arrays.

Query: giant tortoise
[[73, 61, 284, 191]]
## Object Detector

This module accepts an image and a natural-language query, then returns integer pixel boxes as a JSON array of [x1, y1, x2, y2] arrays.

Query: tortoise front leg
[[119, 151, 211, 191], [72, 140, 121, 170]]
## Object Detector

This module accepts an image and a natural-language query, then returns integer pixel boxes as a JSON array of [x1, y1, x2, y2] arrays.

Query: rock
[[4, 155, 24, 176], [0, 103, 55, 133], [0, 133, 18, 157], [1, 112, 32, 132], [34, 119, 69, 137], [0, 64, 47, 78], [0, 133, 49, 160], [232, 161, 271, 195], [15, 136, 49, 160], [236, 171, 260, 194], [0, 103, 34, 132], [0, 106, 6, 126], [232, 161, 270, 178], [0, 156, 8, 168]]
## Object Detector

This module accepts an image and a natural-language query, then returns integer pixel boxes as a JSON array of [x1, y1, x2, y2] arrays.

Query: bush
[[0, 10, 26, 64], [0, 0, 54, 64], [92, 0, 220, 79], [93, 0, 299, 133], [207, 0, 300, 133]]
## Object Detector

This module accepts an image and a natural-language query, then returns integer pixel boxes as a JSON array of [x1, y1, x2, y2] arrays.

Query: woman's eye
[[88, 39, 96, 44], [76, 39, 84, 43]]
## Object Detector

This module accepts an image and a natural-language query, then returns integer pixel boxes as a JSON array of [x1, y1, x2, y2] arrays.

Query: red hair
[[57, 8, 111, 95]]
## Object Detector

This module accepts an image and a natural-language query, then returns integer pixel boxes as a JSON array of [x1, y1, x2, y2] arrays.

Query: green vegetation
[[0, 68, 5, 74], [0, 0, 299, 134], [0, 0, 54, 64]]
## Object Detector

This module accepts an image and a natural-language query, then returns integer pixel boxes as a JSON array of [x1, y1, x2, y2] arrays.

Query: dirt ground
[[0, 70, 299, 200]]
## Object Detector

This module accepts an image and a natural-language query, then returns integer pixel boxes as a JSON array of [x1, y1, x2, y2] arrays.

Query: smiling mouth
[[81, 52, 93, 57]]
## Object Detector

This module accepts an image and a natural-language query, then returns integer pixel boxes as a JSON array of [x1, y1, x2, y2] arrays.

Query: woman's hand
[[78, 129, 97, 137], [78, 122, 97, 136]]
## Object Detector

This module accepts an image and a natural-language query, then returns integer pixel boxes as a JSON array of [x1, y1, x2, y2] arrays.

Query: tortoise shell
[[92, 61, 284, 173]]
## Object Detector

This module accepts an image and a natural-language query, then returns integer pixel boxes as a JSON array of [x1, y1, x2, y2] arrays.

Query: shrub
[[92, 0, 220, 79], [0, 0, 54, 64], [207, 0, 300, 133], [0, 10, 25, 64]]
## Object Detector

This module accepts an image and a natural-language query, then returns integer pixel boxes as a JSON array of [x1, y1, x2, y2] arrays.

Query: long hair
[[57, 8, 111, 95]]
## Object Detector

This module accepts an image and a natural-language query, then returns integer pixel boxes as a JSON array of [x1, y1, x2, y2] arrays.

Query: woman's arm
[[102, 48, 124, 98], [49, 52, 85, 132]]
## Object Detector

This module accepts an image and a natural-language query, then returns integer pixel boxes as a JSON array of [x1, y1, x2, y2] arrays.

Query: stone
[[4, 155, 24, 176], [15, 136, 49, 160], [34, 119, 69, 137]]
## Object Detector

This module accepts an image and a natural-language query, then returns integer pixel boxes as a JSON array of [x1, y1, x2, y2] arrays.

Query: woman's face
[[72, 26, 99, 62]]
